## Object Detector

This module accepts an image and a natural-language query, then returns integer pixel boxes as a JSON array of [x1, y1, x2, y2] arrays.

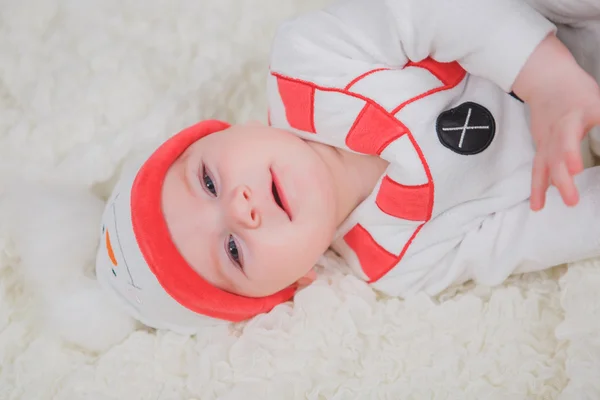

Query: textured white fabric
[[1, 0, 600, 398]]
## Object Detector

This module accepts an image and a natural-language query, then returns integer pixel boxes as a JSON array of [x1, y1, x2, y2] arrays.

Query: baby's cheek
[[262, 240, 308, 275]]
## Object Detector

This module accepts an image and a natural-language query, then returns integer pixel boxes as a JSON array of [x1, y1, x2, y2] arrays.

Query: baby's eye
[[201, 164, 217, 196], [227, 235, 243, 269]]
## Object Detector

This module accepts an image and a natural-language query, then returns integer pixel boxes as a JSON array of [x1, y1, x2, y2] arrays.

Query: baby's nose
[[230, 185, 261, 229]]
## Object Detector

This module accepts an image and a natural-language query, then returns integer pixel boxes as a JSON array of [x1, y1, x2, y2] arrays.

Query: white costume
[[96, 0, 600, 333], [267, 0, 600, 298]]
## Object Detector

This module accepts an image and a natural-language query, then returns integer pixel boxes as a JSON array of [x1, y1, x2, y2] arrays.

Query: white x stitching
[[441, 107, 490, 148]]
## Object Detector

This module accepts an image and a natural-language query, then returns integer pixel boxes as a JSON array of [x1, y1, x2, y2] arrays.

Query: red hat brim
[[130, 120, 296, 322]]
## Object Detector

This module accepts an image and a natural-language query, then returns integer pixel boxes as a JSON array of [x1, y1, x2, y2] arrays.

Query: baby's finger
[[562, 117, 586, 175], [584, 104, 600, 132], [550, 161, 579, 207], [530, 154, 550, 211], [565, 149, 584, 176]]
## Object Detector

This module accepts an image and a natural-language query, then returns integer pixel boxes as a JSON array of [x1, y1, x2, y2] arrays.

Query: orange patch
[[105, 230, 118, 266]]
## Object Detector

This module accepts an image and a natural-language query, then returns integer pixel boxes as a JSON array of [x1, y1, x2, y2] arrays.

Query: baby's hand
[[514, 34, 600, 211]]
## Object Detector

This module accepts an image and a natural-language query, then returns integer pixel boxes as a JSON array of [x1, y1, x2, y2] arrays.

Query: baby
[[96, 0, 600, 333]]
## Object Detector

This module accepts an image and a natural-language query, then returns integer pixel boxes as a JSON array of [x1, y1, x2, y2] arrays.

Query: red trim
[[272, 72, 410, 156], [276, 76, 316, 133], [406, 58, 466, 87], [376, 177, 432, 221], [345, 68, 390, 90], [345, 103, 408, 155], [272, 72, 387, 116], [407, 133, 435, 220], [131, 120, 295, 322], [343, 224, 397, 282], [391, 58, 466, 115], [343, 222, 427, 283], [393, 223, 426, 282]]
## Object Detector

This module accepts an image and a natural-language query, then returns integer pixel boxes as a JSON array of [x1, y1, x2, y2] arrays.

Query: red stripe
[[376, 177, 432, 221], [346, 103, 408, 155], [391, 59, 466, 115], [343, 224, 398, 282], [345, 68, 390, 90], [406, 133, 435, 222], [406, 58, 466, 87], [344, 222, 428, 283], [276, 76, 316, 133]]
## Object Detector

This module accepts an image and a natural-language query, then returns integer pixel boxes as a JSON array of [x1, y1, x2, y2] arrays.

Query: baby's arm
[[512, 32, 600, 212], [507, 0, 600, 212]]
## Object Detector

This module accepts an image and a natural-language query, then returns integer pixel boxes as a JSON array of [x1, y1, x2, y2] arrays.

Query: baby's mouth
[[270, 168, 292, 221], [272, 181, 284, 209]]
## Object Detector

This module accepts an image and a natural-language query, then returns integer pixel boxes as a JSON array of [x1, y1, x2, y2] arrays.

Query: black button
[[436, 102, 496, 155]]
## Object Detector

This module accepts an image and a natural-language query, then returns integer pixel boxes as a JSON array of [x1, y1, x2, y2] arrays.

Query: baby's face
[[161, 122, 338, 297]]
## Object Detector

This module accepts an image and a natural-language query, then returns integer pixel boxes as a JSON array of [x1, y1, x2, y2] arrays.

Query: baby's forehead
[[176, 126, 236, 156], [179, 126, 230, 152]]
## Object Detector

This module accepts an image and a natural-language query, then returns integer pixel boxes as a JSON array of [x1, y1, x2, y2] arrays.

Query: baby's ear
[[296, 269, 317, 288]]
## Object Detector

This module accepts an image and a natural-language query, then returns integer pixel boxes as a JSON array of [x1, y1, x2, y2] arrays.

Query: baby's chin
[[236, 271, 317, 299], [232, 286, 287, 299], [229, 280, 297, 299]]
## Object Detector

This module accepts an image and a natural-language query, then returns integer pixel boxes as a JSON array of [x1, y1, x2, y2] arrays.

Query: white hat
[[95, 120, 296, 334]]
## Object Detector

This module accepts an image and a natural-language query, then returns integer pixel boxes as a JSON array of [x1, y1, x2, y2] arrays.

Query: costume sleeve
[[268, 0, 556, 102], [524, 0, 600, 24], [372, 166, 600, 298], [383, 0, 557, 92], [469, 166, 600, 282]]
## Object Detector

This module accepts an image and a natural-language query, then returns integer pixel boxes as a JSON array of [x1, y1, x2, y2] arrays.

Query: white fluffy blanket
[[1, 0, 600, 398]]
